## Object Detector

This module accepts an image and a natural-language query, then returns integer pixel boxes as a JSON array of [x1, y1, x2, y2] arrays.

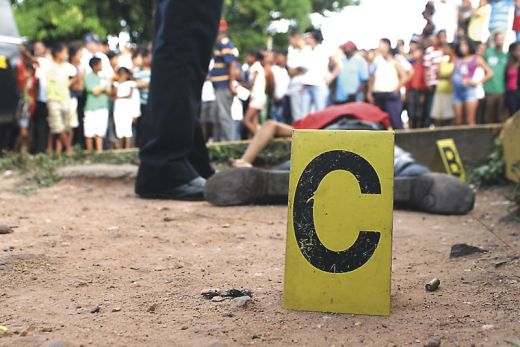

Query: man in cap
[[80, 33, 114, 80], [208, 19, 238, 142], [332, 41, 369, 104], [135, 0, 223, 200]]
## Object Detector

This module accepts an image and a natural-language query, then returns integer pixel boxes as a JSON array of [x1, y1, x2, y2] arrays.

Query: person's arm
[[367, 75, 375, 104], [478, 56, 494, 84], [394, 61, 408, 93]]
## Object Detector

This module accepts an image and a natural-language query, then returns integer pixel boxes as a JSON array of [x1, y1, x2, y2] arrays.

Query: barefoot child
[[242, 49, 266, 137], [84, 57, 110, 152], [15, 64, 37, 154], [114, 67, 140, 149]]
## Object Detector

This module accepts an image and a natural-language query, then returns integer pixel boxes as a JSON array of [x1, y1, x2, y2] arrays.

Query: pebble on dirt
[[0, 225, 14, 235], [424, 336, 441, 347], [425, 278, 441, 292], [232, 295, 252, 308], [211, 296, 225, 302], [90, 305, 101, 314], [450, 244, 488, 258], [201, 288, 221, 299]]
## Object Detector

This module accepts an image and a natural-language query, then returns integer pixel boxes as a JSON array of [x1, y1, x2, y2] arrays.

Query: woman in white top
[[368, 38, 408, 129], [114, 67, 141, 149], [242, 49, 266, 137]]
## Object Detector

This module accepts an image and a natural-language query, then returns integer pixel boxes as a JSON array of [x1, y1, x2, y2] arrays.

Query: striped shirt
[[210, 37, 237, 89], [423, 46, 443, 87]]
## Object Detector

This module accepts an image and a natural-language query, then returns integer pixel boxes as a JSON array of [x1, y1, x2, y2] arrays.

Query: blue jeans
[[301, 85, 329, 118]]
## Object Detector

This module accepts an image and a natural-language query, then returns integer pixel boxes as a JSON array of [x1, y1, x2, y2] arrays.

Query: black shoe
[[137, 177, 206, 201], [204, 168, 289, 206], [394, 173, 475, 215]]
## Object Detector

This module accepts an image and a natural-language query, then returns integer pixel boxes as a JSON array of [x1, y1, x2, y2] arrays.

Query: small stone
[[147, 303, 158, 313], [481, 324, 495, 330], [163, 217, 175, 222], [90, 305, 101, 314], [450, 244, 487, 258], [211, 296, 225, 302], [424, 336, 441, 347], [201, 288, 221, 299], [112, 307, 122, 312], [221, 224, 231, 229], [40, 327, 53, 333], [0, 225, 14, 235], [232, 295, 252, 308], [180, 326, 188, 330], [354, 321, 362, 326]]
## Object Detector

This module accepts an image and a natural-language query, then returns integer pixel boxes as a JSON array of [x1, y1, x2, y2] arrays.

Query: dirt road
[[0, 176, 519, 346]]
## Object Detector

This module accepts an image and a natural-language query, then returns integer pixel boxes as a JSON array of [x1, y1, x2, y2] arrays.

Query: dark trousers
[[422, 87, 436, 128], [506, 90, 520, 117], [30, 101, 49, 154], [136, 0, 222, 194], [373, 92, 403, 129], [484, 93, 505, 124], [406, 89, 424, 128]]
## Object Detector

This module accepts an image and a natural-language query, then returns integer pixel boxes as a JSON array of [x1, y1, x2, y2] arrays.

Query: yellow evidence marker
[[284, 130, 394, 316], [432, 139, 466, 182]]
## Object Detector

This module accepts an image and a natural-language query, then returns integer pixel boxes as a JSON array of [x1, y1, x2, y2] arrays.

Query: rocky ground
[[0, 172, 519, 347]]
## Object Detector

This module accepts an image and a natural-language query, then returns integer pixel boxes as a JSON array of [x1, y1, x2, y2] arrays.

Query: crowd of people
[[9, 0, 520, 154], [13, 35, 151, 154]]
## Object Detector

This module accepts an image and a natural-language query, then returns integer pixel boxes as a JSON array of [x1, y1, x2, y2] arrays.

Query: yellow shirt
[[46, 62, 75, 102], [437, 60, 455, 94], [468, 5, 491, 43]]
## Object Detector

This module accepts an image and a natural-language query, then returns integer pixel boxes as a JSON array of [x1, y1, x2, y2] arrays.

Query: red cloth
[[292, 102, 391, 130], [407, 61, 426, 91], [514, 13, 520, 31]]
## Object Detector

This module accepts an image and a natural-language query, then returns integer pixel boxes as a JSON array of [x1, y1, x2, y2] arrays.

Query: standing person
[[301, 29, 330, 117], [468, 0, 492, 43], [505, 42, 520, 116], [271, 51, 290, 124], [484, 31, 508, 124], [14, 64, 37, 153], [68, 42, 85, 149], [433, 0, 458, 42], [286, 30, 309, 121], [452, 39, 493, 125], [114, 67, 140, 149], [136, 0, 222, 200], [80, 34, 114, 81], [209, 20, 237, 142], [46, 43, 77, 156], [242, 49, 266, 137], [431, 44, 456, 126], [458, 0, 474, 34], [423, 35, 444, 127], [488, 0, 514, 34], [133, 48, 152, 147], [31, 41, 51, 154], [406, 48, 427, 128], [514, 0, 520, 42], [83, 57, 110, 152], [368, 38, 408, 129], [332, 41, 369, 104]]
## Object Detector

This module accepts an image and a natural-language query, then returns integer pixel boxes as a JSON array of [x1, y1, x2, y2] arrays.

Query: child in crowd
[[133, 49, 152, 147], [15, 64, 37, 153], [114, 67, 140, 149], [406, 48, 426, 128], [506, 42, 520, 117], [68, 42, 84, 149], [46, 43, 77, 156], [84, 57, 110, 152], [432, 44, 456, 126], [242, 49, 266, 137]]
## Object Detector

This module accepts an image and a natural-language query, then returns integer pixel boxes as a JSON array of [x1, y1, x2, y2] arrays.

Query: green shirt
[[484, 48, 507, 94], [84, 72, 110, 111]]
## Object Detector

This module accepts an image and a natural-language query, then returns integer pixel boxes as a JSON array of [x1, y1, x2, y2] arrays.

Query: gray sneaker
[[204, 168, 289, 206], [394, 173, 475, 215]]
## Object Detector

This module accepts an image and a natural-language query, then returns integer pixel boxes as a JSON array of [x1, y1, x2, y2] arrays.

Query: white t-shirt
[[249, 61, 266, 99], [80, 49, 115, 80], [473, 67, 485, 100], [433, 0, 457, 42], [201, 80, 216, 102], [287, 45, 310, 89], [272, 65, 290, 100], [301, 44, 329, 87], [115, 81, 141, 118], [36, 56, 51, 102], [371, 56, 400, 93]]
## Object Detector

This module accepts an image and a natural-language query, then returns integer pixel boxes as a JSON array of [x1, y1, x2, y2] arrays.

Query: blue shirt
[[489, 0, 513, 32], [134, 68, 151, 105], [335, 54, 369, 103], [210, 38, 236, 90]]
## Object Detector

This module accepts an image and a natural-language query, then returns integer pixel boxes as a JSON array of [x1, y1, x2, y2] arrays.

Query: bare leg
[[125, 137, 132, 149], [231, 120, 293, 167], [86, 137, 94, 152], [47, 135, 53, 154], [453, 103, 464, 126], [118, 138, 124, 149], [243, 108, 260, 137], [61, 132, 73, 156], [95, 136, 104, 152], [465, 100, 478, 125], [55, 134, 63, 155]]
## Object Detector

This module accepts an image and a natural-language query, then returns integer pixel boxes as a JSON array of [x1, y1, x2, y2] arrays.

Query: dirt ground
[[0, 175, 519, 347]]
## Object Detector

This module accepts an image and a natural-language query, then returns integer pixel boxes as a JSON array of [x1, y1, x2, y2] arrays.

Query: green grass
[[469, 137, 506, 188], [0, 140, 291, 193]]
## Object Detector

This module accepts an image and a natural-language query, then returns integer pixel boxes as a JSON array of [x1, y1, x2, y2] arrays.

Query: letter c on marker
[[293, 150, 382, 273]]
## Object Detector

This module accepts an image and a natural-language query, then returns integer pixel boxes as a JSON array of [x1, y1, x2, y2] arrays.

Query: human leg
[[136, 0, 223, 198]]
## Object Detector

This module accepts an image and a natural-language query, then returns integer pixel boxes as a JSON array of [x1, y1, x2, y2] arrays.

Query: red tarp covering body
[[292, 102, 391, 130]]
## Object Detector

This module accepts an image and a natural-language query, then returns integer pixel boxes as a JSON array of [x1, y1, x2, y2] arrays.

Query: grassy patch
[[469, 138, 506, 188]]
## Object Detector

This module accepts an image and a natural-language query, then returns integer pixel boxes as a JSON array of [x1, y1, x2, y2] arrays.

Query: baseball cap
[[340, 41, 357, 50], [219, 20, 228, 32], [85, 33, 100, 44]]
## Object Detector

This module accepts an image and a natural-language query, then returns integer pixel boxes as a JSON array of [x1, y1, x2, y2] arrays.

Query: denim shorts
[[452, 84, 478, 104]]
